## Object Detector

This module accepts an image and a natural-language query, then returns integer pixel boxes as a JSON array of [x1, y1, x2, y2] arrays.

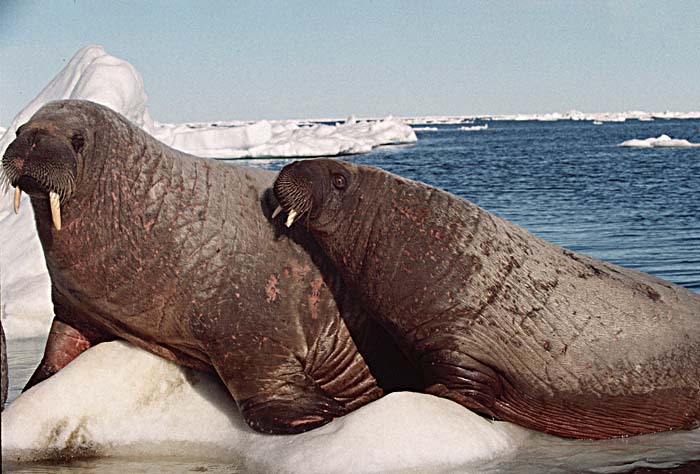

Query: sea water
[[4, 118, 699, 473]]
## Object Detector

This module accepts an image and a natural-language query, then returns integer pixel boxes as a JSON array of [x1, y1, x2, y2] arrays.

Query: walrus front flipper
[[209, 349, 349, 434], [24, 318, 109, 392], [238, 382, 348, 434]]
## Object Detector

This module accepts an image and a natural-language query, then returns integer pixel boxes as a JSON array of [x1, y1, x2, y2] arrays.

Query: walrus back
[[300, 161, 700, 438]]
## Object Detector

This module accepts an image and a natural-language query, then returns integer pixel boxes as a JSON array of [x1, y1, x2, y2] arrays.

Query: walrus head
[[272, 159, 360, 230], [2, 101, 94, 230]]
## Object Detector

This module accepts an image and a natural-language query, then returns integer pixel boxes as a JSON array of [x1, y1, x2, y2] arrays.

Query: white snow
[[411, 126, 439, 131], [1, 341, 523, 472], [3, 341, 698, 472], [0, 45, 415, 341], [151, 115, 416, 159], [618, 134, 700, 148], [459, 124, 488, 131]]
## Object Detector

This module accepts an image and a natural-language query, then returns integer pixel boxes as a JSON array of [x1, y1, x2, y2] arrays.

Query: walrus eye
[[332, 174, 347, 190], [71, 133, 85, 153]]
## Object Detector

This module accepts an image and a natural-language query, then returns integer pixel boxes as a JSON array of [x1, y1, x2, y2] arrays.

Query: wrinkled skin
[[0, 101, 422, 434], [273, 158, 700, 439]]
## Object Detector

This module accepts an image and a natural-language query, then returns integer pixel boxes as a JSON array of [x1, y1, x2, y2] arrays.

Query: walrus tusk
[[14, 187, 21, 214], [285, 209, 298, 228], [49, 191, 61, 230], [272, 205, 283, 219]]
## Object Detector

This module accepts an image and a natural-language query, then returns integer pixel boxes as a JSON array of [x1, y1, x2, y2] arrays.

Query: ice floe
[[3, 341, 699, 472], [405, 116, 476, 125], [618, 134, 700, 148], [459, 124, 488, 131], [151, 115, 416, 159], [1, 341, 523, 472]]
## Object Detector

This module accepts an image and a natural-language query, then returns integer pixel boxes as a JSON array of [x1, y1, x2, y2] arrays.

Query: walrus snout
[[2, 128, 77, 230], [273, 160, 318, 227]]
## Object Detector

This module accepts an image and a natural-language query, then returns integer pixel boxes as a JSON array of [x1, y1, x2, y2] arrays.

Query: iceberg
[[151, 115, 416, 159], [0, 45, 415, 341], [618, 134, 700, 148]]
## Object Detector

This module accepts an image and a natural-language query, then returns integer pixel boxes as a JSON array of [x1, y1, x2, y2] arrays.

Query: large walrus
[[273, 158, 700, 439], [0, 100, 421, 434]]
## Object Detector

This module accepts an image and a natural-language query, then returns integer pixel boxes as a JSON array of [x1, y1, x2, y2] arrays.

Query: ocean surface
[[257, 118, 700, 293], [4, 118, 699, 473]]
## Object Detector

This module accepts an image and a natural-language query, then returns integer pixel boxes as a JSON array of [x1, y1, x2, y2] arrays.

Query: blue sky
[[2, 0, 699, 124]]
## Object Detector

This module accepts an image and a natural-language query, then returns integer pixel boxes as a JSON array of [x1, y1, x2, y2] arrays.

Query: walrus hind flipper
[[421, 348, 502, 417]]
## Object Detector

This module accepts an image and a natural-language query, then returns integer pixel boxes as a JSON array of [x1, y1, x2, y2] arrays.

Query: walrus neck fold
[[312, 170, 404, 298]]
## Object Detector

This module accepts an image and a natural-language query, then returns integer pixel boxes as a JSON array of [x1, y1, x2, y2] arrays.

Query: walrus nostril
[[11, 157, 25, 171]]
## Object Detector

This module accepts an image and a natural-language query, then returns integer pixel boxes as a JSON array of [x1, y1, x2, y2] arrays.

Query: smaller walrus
[[273, 158, 700, 439]]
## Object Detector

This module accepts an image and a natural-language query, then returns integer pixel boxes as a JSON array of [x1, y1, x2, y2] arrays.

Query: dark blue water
[[255, 119, 700, 293]]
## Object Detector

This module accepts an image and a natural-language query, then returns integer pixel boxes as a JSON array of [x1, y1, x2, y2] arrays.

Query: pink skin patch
[[289, 415, 325, 427], [24, 319, 95, 390], [42, 320, 92, 370], [265, 273, 280, 303]]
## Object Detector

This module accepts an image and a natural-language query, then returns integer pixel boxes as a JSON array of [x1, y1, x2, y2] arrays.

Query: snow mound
[[4, 342, 699, 473], [0, 45, 151, 160], [1, 341, 522, 472], [618, 134, 700, 148]]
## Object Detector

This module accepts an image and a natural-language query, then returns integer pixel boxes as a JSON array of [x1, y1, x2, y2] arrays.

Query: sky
[[1, 0, 699, 124]]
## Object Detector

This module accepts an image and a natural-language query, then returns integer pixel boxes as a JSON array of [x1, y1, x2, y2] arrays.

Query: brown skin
[[273, 158, 700, 439], [1, 101, 408, 434]]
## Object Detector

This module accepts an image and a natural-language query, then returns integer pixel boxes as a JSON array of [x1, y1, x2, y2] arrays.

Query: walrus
[[1, 100, 423, 434], [272, 158, 700, 439]]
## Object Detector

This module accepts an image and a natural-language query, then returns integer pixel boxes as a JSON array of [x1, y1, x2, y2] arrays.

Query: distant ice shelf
[[459, 124, 488, 131], [402, 110, 700, 124], [618, 134, 700, 148]]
